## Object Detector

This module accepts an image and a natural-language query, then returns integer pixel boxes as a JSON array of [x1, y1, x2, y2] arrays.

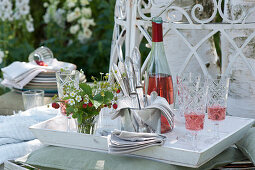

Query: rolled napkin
[[112, 95, 174, 133], [108, 130, 166, 154], [1, 59, 76, 89]]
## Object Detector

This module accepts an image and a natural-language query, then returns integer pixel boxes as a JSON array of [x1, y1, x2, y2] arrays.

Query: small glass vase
[[76, 115, 98, 134]]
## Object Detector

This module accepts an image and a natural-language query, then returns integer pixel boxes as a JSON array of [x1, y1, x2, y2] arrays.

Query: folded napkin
[[112, 95, 174, 133], [1, 59, 76, 89], [0, 139, 42, 165], [0, 105, 58, 164], [108, 130, 166, 154]]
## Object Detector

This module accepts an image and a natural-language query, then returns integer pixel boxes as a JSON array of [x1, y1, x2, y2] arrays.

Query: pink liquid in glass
[[185, 113, 205, 131], [208, 106, 226, 121]]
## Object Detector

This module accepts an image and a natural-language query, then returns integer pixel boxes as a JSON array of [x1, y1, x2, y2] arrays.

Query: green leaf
[[80, 83, 92, 96], [103, 91, 114, 103], [87, 110, 99, 117], [92, 93, 104, 109], [66, 106, 74, 114], [77, 114, 83, 124], [92, 100, 102, 109], [93, 93, 103, 102], [72, 112, 78, 118]]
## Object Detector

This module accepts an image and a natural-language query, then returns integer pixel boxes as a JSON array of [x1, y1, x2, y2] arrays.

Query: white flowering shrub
[[0, 0, 115, 84], [0, 0, 34, 32], [43, 0, 95, 43], [0, 0, 34, 67], [0, 50, 4, 65]]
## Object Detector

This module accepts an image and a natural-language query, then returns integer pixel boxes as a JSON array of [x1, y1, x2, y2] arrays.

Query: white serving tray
[[29, 115, 254, 168]]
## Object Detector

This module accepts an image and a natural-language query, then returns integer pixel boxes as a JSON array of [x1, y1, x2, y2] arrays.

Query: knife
[[125, 57, 141, 109], [132, 47, 144, 108], [112, 63, 129, 97], [117, 45, 130, 95], [118, 60, 130, 95], [125, 57, 136, 94], [144, 71, 149, 107]]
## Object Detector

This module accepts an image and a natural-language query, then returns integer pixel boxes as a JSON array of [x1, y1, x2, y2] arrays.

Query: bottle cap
[[152, 17, 163, 42]]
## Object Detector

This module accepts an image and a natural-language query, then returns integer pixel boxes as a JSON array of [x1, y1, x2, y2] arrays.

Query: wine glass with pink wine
[[207, 76, 230, 141], [182, 76, 208, 150], [177, 73, 201, 120]]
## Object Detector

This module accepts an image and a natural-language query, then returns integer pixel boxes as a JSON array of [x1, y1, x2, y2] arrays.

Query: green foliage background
[[0, 0, 223, 96], [2, 0, 116, 81]]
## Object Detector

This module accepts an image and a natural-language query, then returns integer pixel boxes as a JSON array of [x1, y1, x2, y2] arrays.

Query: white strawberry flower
[[75, 95, 82, 102], [68, 99, 75, 105], [83, 94, 89, 104], [83, 99, 88, 104], [70, 92, 76, 97]]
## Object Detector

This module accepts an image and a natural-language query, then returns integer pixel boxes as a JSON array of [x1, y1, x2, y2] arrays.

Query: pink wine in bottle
[[146, 17, 174, 133]]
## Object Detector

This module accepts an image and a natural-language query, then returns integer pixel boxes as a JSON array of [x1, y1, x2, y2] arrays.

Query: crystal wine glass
[[207, 76, 230, 141], [181, 75, 208, 150], [56, 70, 79, 132], [176, 72, 201, 120]]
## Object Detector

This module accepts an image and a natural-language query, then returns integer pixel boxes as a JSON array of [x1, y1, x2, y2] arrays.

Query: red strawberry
[[35, 60, 46, 66], [52, 103, 60, 109], [113, 103, 118, 109], [88, 102, 93, 107], [104, 104, 108, 107], [39, 61, 45, 66], [82, 104, 87, 108], [116, 89, 120, 93], [35, 60, 40, 65]]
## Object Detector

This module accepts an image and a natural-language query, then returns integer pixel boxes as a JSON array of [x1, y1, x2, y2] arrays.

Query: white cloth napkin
[[112, 95, 175, 132], [1, 59, 76, 89], [108, 130, 166, 154], [0, 139, 42, 164], [0, 106, 58, 164]]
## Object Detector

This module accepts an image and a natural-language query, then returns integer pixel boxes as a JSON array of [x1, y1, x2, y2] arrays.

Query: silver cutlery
[[125, 57, 141, 109], [112, 63, 129, 97], [144, 71, 149, 107], [132, 47, 144, 108]]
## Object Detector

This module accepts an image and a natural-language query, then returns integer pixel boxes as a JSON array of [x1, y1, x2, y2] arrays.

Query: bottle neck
[[152, 21, 163, 42], [151, 42, 164, 55], [148, 41, 172, 75]]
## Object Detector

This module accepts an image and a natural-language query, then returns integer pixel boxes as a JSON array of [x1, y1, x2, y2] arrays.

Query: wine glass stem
[[214, 122, 220, 140], [192, 131, 198, 150], [67, 117, 70, 132]]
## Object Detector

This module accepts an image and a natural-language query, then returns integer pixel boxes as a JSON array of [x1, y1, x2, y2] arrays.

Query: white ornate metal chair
[[109, 0, 255, 168], [110, 0, 255, 120]]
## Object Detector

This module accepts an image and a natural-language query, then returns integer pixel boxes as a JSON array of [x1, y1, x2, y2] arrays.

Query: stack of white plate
[[14, 71, 86, 97]]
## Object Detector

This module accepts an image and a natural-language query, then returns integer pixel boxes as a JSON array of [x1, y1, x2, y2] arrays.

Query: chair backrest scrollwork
[[110, 0, 255, 118]]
